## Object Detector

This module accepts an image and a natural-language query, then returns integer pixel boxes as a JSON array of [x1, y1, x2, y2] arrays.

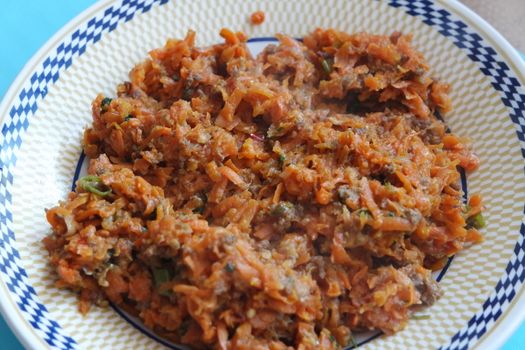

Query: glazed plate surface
[[1, 1, 525, 349]]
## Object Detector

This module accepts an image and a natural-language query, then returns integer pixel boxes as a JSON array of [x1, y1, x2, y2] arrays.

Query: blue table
[[0, 1, 523, 349]]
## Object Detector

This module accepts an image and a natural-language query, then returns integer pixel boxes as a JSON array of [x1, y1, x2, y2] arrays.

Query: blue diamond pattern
[[388, 1, 525, 349], [0, 0, 169, 349], [1, 0, 524, 349]]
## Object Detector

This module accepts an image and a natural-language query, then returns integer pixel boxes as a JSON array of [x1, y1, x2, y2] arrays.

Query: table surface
[[461, 0, 525, 52], [0, 1, 524, 349]]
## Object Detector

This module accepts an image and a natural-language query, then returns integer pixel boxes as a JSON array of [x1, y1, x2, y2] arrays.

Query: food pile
[[43, 28, 484, 349]]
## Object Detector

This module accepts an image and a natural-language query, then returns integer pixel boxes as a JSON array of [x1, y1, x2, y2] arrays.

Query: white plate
[[1, 0, 525, 349]]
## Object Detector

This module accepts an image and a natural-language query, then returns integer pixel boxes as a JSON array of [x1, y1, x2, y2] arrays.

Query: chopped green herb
[[152, 268, 172, 296], [462, 204, 472, 214], [323, 330, 341, 349], [224, 261, 236, 273], [278, 153, 286, 167], [329, 333, 337, 345], [348, 334, 358, 348], [357, 208, 371, 218], [321, 59, 332, 74], [267, 125, 286, 139], [172, 73, 180, 82], [384, 181, 395, 191], [270, 201, 294, 217], [124, 114, 133, 121], [141, 226, 148, 233], [100, 97, 112, 111], [466, 212, 486, 229], [387, 211, 396, 217], [412, 314, 431, 320], [77, 175, 112, 197], [357, 208, 371, 227], [153, 268, 170, 286]]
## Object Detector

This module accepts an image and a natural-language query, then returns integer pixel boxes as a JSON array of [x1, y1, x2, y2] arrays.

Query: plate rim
[[0, 0, 525, 349], [0, 2, 136, 350], [433, 1, 525, 349]]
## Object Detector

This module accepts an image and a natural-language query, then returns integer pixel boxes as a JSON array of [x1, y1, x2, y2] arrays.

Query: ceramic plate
[[1, 0, 525, 349]]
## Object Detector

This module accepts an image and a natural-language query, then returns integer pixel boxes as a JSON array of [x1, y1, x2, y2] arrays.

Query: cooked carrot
[[367, 42, 401, 64], [430, 82, 452, 113], [219, 166, 248, 189], [360, 177, 382, 222], [219, 28, 239, 45], [331, 241, 354, 265], [217, 322, 229, 350], [209, 177, 228, 203], [272, 183, 284, 204], [442, 134, 461, 149], [224, 159, 241, 173], [205, 161, 223, 182], [316, 186, 332, 205], [253, 223, 274, 240], [218, 88, 245, 122], [236, 199, 258, 228], [469, 193, 482, 207], [43, 28, 483, 349], [188, 219, 209, 232], [380, 216, 413, 231], [250, 11, 265, 25]]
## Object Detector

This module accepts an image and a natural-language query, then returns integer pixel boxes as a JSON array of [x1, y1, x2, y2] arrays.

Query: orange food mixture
[[43, 28, 484, 350], [251, 11, 265, 25]]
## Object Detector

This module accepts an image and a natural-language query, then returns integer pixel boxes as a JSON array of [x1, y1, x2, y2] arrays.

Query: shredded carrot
[[205, 161, 223, 182], [219, 28, 239, 45], [209, 177, 228, 203], [380, 216, 414, 231], [43, 28, 483, 349], [360, 177, 382, 223], [219, 88, 245, 122], [250, 11, 265, 25], [272, 183, 284, 204], [219, 166, 248, 189], [253, 223, 274, 240]]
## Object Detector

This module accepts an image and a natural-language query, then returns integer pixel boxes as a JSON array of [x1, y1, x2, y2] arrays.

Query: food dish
[[43, 28, 485, 349], [1, 1, 525, 349]]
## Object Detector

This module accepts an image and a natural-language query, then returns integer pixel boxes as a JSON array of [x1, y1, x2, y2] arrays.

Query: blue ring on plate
[[387, 2, 525, 349], [67, 36, 465, 349], [0, 0, 524, 349], [0, 1, 169, 349]]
